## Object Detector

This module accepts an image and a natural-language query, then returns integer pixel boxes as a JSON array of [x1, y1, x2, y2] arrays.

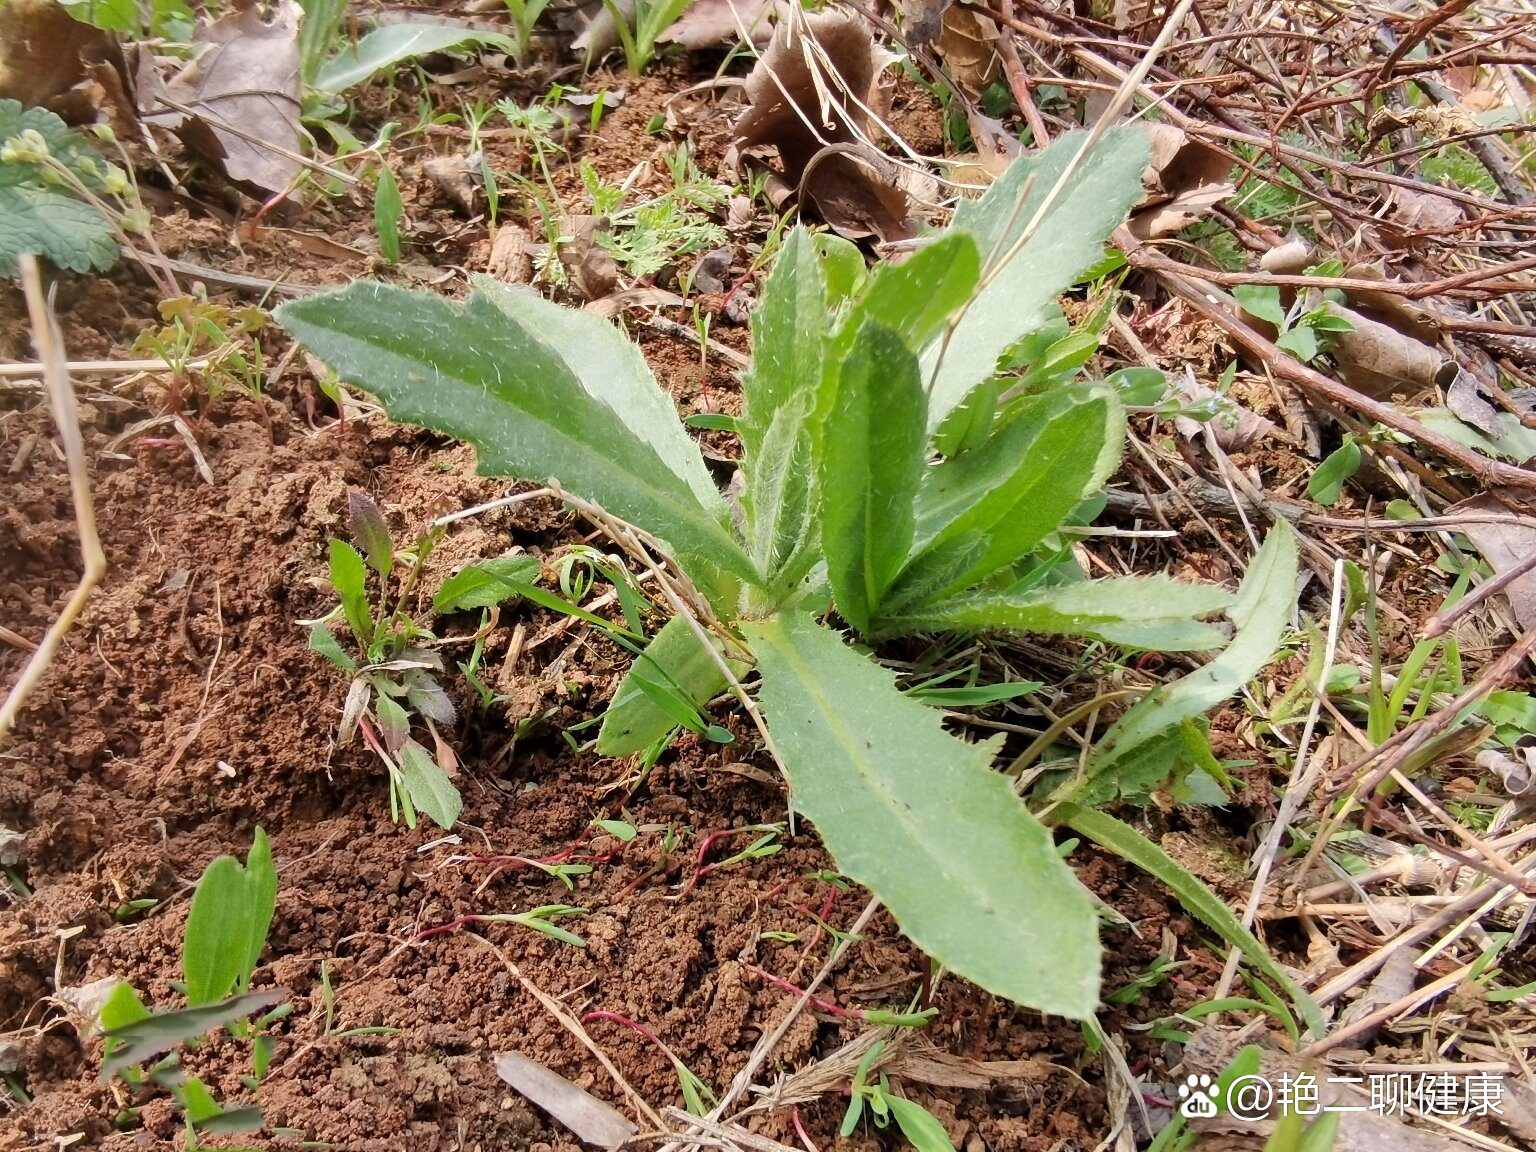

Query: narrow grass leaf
[[817, 321, 927, 633], [921, 127, 1150, 430], [433, 555, 542, 613], [878, 576, 1233, 650], [276, 284, 753, 598], [102, 990, 288, 1080], [374, 164, 403, 263], [1091, 522, 1297, 772], [598, 615, 744, 756], [1056, 802, 1324, 1039], [744, 612, 1100, 1017], [183, 828, 278, 1006]]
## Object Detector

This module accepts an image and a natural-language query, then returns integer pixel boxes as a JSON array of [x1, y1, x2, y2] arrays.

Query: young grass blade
[[921, 127, 1150, 430], [874, 575, 1234, 650], [744, 612, 1100, 1017], [890, 388, 1124, 607], [102, 990, 289, 1080], [183, 829, 278, 1006], [275, 284, 754, 599], [1089, 522, 1297, 774], [816, 321, 927, 634], [1055, 803, 1325, 1039]]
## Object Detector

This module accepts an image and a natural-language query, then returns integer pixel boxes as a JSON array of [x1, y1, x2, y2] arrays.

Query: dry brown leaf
[[584, 286, 686, 318], [0, 0, 114, 120], [1324, 299, 1445, 399], [558, 215, 620, 301], [494, 1051, 638, 1149], [149, 0, 303, 197], [487, 224, 535, 284], [734, 10, 916, 244], [898, 0, 951, 49], [1172, 369, 1277, 451], [659, 0, 786, 49], [1476, 746, 1535, 796], [423, 153, 480, 216], [1382, 183, 1463, 232], [1449, 493, 1536, 632], [933, 4, 999, 95], [690, 246, 734, 294], [1128, 123, 1234, 239]]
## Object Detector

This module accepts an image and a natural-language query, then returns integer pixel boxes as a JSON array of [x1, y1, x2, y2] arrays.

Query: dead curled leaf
[[495, 1051, 638, 1149], [733, 10, 917, 244], [0, 0, 116, 121], [558, 214, 621, 301], [658, 0, 789, 50], [146, 0, 303, 197], [933, 4, 1000, 95], [1127, 123, 1235, 240], [1322, 297, 1445, 399], [1449, 492, 1536, 632]]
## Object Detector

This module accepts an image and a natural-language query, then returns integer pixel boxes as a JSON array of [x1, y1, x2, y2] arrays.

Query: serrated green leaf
[[183, 828, 277, 1005], [276, 284, 752, 602], [327, 539, 372, 645], [102, 990, 288, 1080], [471, 277, 722, 513], [740, 229, 825, 582], [920, 126, 1150, 429], [835, 233, 981, 356], [315, 24, 519, 94], [0, 185, 118, 277], [396, 739, 462, 828], [817, 321, 927, 633], [597, 614, 746, 756], [307, 622, 356, 672], [1091, 522, 1298, 773], [893, 388, 1124, 606], [744, 612, 1100, 1017], [433, 554, 542, 612], [878, 575, 1233, 649]]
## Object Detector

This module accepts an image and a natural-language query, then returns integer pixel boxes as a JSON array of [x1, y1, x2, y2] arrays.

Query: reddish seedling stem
[[667, 827, 752, 901], [742, 964, 855, 1020], [792, 1107, 822, 1152], [581, 1010, 688, 1069]]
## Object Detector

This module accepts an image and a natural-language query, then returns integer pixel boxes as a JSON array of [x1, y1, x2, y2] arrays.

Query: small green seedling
[[1233, 269, 1353, 365], [598, 0, 697, 74], [841, 1041, 955, 1152], [99, 830, 285, 1143], [374, 162, 405, 263], [502, 0, 555, 61], [131, 295, 270, 405]]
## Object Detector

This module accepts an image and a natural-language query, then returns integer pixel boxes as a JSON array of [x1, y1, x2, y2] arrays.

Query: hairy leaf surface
[[745, 613, 1099, 1017]]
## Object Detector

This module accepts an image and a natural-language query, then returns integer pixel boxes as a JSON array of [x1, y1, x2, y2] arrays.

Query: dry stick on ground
[[1116, 232, 1536, 495], [0, 256, 107, 740]]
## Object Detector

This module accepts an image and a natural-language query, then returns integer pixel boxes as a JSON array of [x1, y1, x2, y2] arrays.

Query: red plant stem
[[792, 1107, 822, 1152], [581, 1010, 688, 1069], [668, 828, 745, 901], [743, 964, 854, 1019]]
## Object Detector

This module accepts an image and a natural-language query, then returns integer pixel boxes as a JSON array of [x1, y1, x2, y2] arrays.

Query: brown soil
[[3, 54, 1218, 1152]]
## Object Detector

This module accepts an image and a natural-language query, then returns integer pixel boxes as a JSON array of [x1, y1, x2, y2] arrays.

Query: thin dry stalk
[[0, 255, 107, 740]]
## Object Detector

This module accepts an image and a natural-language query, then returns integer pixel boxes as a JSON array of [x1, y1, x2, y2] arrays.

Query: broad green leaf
[[744, 612, 1100, 1017], [893, 388, 1124, 605], [176, 1077, 226, 1125], [183, 828, 278, 1006], [1308, 436, 1360, 505], [297, 0, 349, 86], [740, 229, 825, 580], [1232, 283, 1287, 328], [99, 981, 151, 1033], [102, 990, 288, 1080], [920, 126, 1150, 429], [835, 234, 981, 357], [0, 185, 118, 277], [1056, 803, 1324, 1039], [191, 1103, 265, 1133], [597, 615, 747, 757], [810, 232, 867, 305], [433, 554, 542, 613], [878, 575, 1233, 649], [374, 163, 404, 263], [397, 739, 463, 828], [275, 284, 753, 600], [1091, 522, 1298, 773], [471, 277, 722, 512], [327, 539, 372, 645], [817, 322, 927, 633], [315, 25, 519, 94]]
